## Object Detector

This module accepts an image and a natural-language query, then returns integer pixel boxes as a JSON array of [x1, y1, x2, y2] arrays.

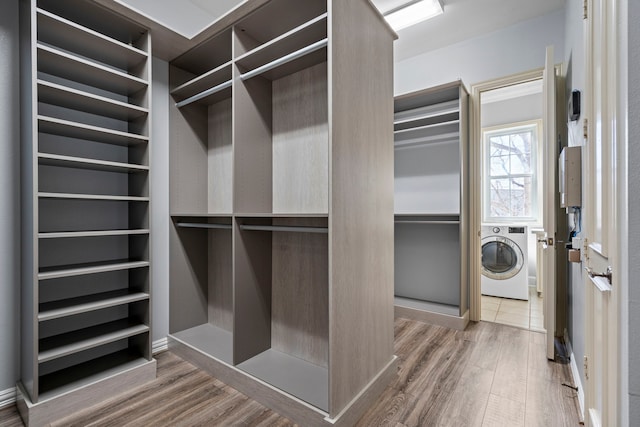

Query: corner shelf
[[170, 324, 233, 365]]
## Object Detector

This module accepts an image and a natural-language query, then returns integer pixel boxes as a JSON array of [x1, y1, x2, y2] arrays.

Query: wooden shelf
[[39, 319, 148, 363], [171, 324, 233, 365], [38, 192, 149, 202], [38, 259, 149, 281], [39, 290, 149, 322], [39, 229, 149, 239], [238, 38, 327, 81], [38, 153, 148, 174], [37, 8, 147, 72], [238, 349, 328, 412], [38, 116, 148, 146], [37, 44, 148, 96], [38, 80, 148, 121], [394, 99, 459, 124], [171, 61, 232, 107], [236, 14, 327, 78], [394, 110, 459, 132], [38, 351, 150, 401]]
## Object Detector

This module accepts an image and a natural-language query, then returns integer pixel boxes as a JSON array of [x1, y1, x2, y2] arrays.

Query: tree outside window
[[483, 122, 541, 222]]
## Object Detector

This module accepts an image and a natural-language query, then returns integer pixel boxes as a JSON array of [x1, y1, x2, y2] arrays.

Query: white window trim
[[482, 119, 543, 224]]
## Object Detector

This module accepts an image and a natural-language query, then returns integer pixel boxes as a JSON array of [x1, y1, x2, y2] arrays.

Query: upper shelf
[[38, 115, 148, 147], [236, 13, 327, 82], [172, 61, 232, 108], [37, 44, 148, 96], [38, 80, 148, 121], [394, 100, 459, 129], [37, 8, 148, 73]]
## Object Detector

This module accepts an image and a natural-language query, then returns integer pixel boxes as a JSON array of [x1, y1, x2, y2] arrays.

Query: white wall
[[150, 57, 170, 344], [0, 0, 21, 393], [563, 0, 586, 387], [394, 9, 566, 95]]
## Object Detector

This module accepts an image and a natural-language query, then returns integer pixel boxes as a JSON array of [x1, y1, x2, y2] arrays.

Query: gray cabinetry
[[168, 0, 397, 425], [394, 81, 470, 330], [18, 0, 155, 424]]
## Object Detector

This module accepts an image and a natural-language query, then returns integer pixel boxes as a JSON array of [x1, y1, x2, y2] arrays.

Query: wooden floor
[[0, 319, 581, 427]]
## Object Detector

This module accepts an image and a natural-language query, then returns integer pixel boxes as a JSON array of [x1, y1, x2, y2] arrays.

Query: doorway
[[478, 79, 545, 332], [469, 52, 568, 363]]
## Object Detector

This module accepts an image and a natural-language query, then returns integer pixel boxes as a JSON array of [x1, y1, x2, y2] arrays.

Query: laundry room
[[478, 79, 545, 331]]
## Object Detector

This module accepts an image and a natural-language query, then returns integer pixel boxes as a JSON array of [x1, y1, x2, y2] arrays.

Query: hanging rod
[[394, 220, 460, 225], [240, 224, 328, 234], [175, 80, 232, 108], [176, 222, 232, 230], [240, 38, 328, 81]]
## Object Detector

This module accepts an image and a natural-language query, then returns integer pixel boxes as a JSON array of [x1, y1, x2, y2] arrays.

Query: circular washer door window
[[481, 237, 524, 280]]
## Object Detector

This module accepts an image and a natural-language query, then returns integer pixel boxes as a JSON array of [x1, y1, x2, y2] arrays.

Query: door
[[541, 45, 557, 360], [583, 0, 620, 424]]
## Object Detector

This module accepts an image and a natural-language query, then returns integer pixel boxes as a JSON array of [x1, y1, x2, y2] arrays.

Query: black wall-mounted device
[[569, 90, 581, 121]]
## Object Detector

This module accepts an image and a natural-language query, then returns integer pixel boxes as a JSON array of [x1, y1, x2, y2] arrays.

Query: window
[[483, 121, 541, 222]]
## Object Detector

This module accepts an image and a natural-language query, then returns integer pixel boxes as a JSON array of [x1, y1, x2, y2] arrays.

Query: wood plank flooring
[[0, 319, 582, 427]]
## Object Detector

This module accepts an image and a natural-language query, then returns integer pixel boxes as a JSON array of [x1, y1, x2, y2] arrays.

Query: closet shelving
[[19, 0, 155, 424], [168, 0, 396, 425], [394, 81, 470, 330]]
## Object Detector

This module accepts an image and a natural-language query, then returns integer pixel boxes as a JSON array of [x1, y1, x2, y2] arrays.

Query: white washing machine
[[481, 225, 529, 300]]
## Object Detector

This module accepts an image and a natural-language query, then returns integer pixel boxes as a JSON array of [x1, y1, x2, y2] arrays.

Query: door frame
[[582, 0, 628, 423], [469, 67, 545, 324]]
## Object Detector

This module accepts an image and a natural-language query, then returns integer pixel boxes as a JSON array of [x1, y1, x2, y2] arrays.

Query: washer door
[[481, 236, 524, 280]]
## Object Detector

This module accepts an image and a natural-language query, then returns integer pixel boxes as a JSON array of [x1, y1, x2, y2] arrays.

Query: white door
[[541, 45, 557, 361], [583, 0, 620, 424]]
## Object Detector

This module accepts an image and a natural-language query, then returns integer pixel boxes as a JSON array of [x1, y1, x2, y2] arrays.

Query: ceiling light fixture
[[384, 0, 444, 31]]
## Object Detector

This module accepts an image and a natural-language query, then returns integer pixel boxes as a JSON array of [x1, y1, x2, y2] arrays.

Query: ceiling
[[117, 0, 565, 61], [374, 0, 566, 61]]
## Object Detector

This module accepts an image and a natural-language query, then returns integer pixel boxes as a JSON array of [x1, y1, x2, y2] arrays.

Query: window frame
[[482, 120, 542, 224]]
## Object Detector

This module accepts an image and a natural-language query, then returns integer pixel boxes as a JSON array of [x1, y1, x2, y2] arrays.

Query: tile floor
[[481, 287, 545, 331]]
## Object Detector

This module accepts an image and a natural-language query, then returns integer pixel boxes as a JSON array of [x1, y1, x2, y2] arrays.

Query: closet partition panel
[[168, 0, 397, 424]]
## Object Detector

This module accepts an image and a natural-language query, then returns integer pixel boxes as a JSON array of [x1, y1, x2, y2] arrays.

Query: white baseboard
[[152, 337, 168, 354], [566, 339, 585, 420], [0, 386, 16, 409]]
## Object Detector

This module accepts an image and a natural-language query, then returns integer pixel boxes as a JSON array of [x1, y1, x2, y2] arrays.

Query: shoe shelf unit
[[18, 0, 156, 425], [393, 81, 471, 330], [168, 0, 397, 425]]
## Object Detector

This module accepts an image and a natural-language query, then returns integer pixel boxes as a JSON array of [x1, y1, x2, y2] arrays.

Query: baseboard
[[565, 338, 585, 421], [152, 337, 168, 354], [395, 303, 469, 330], [0, 386, 16, 409]]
